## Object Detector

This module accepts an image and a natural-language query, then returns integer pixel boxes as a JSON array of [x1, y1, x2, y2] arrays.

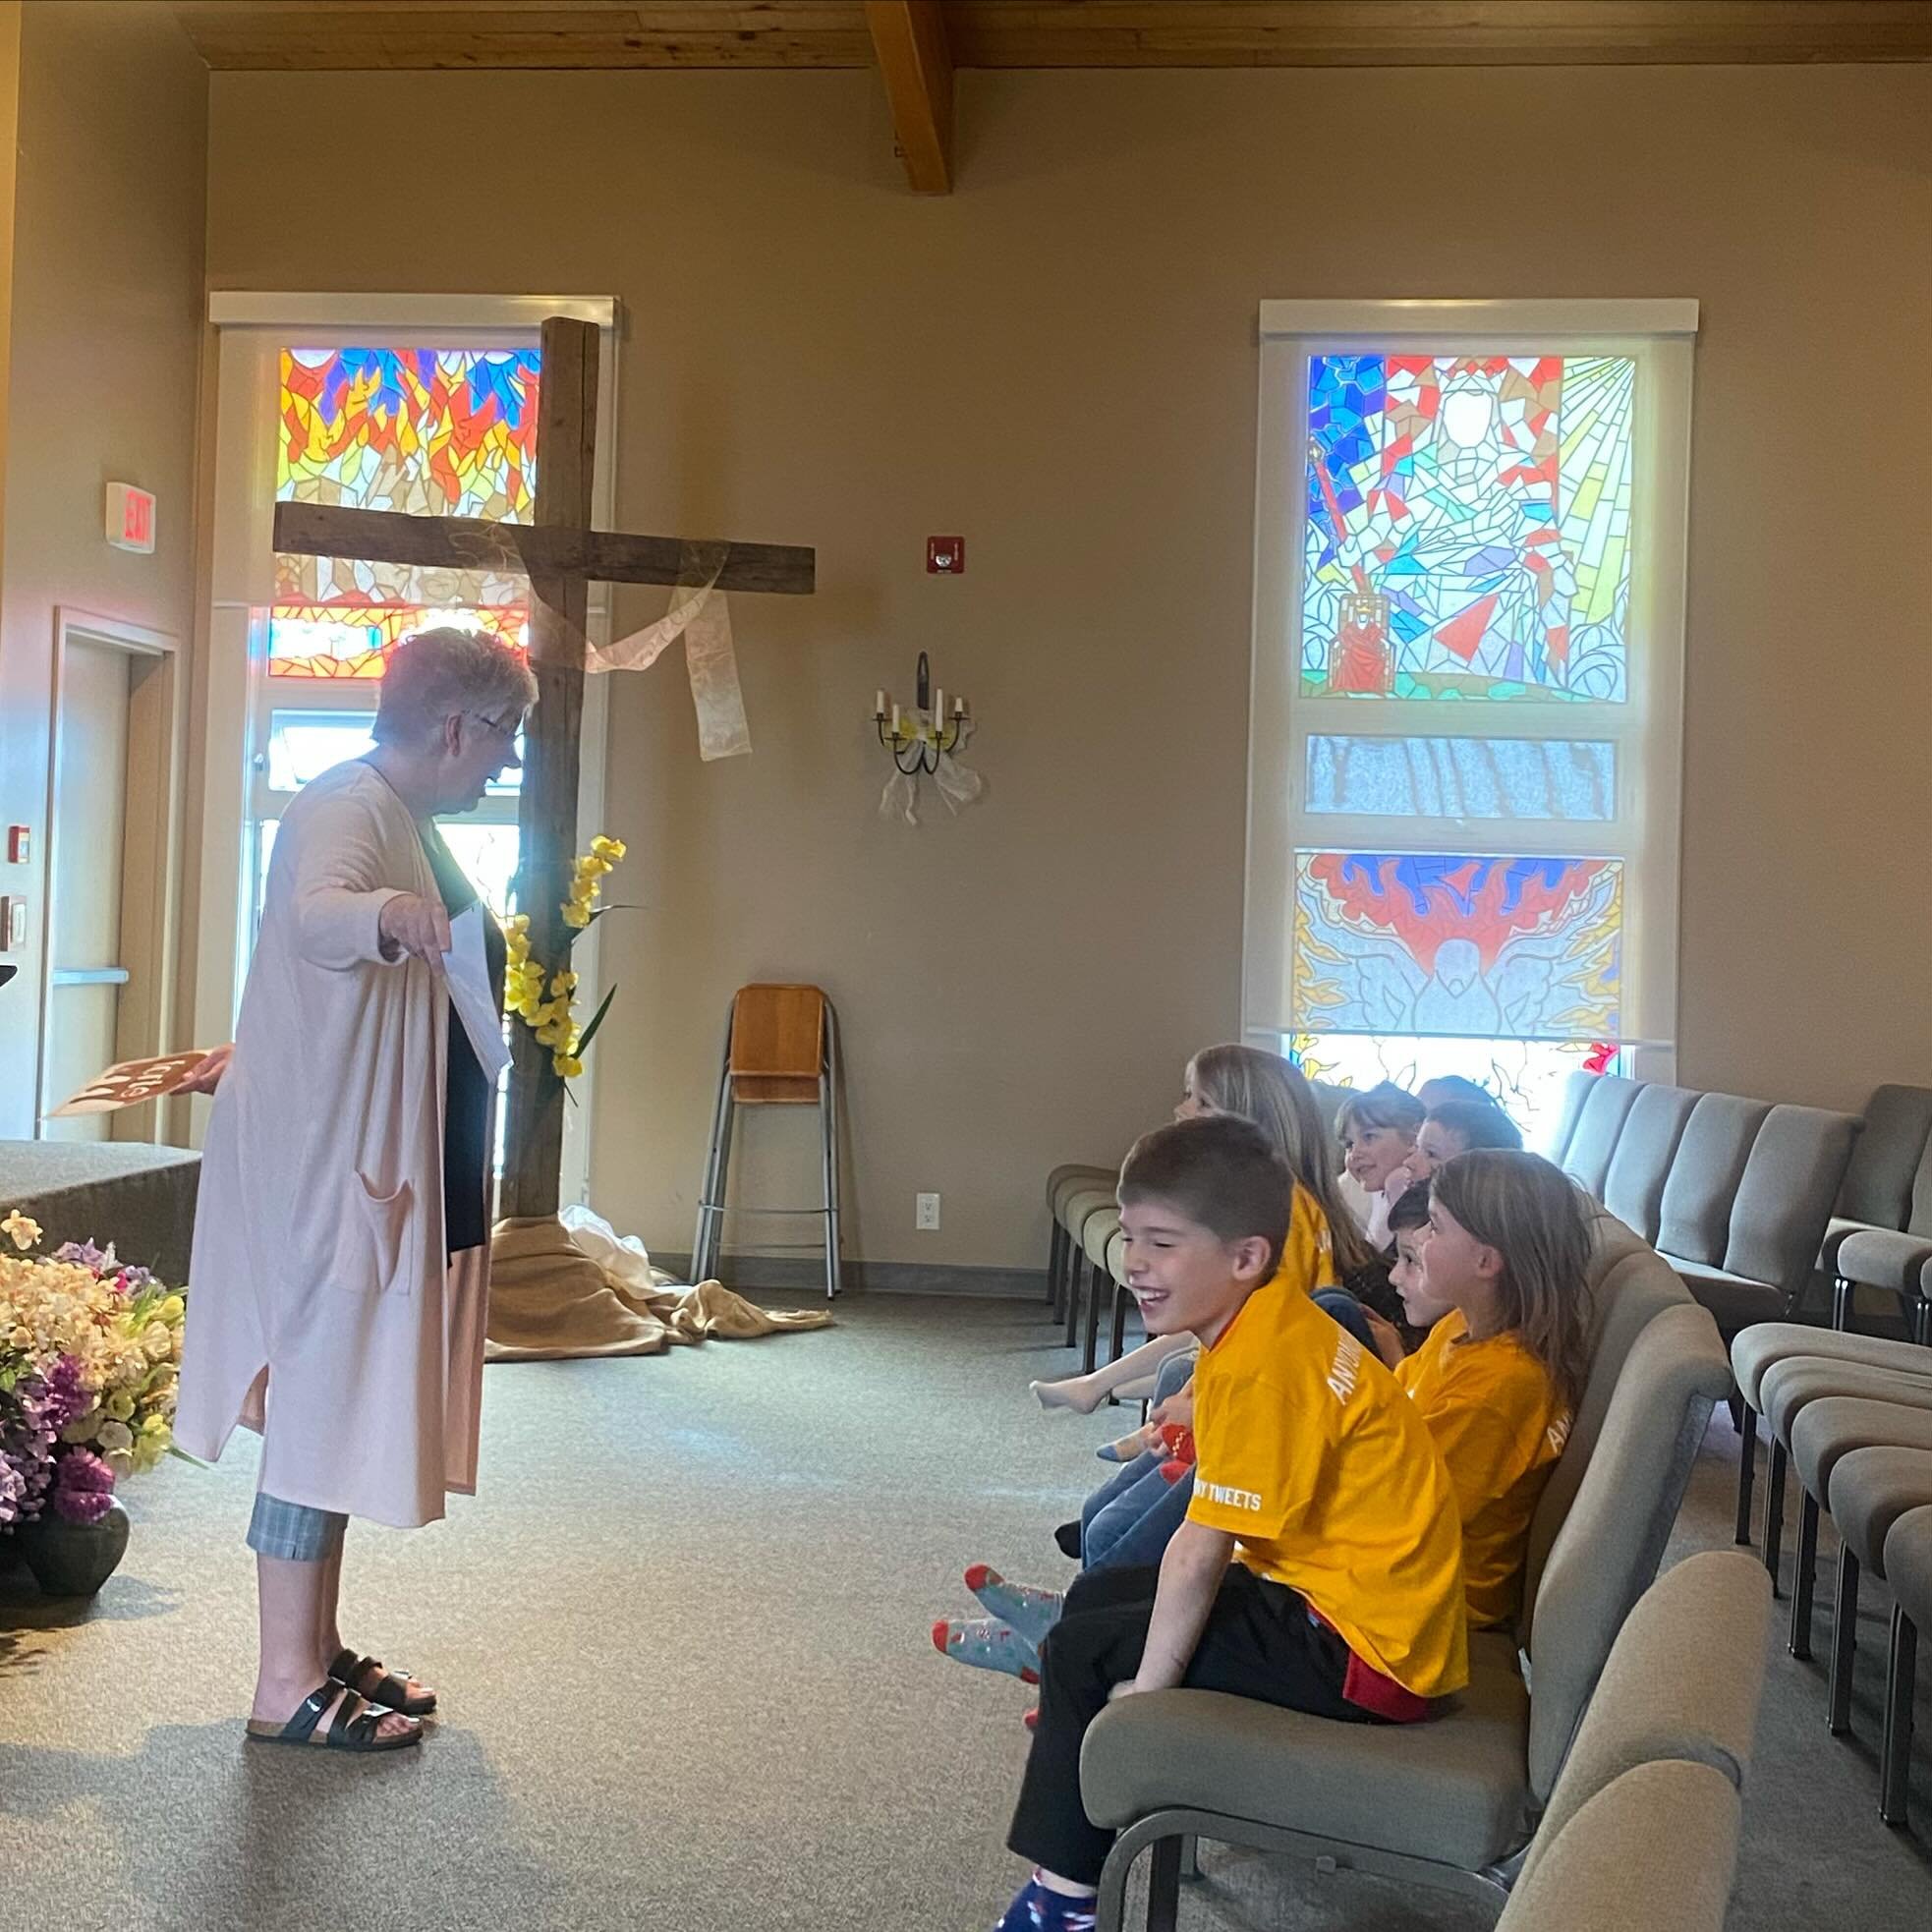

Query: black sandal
[[245, 1682, 422, 1752], [328, 1647, 437, 1717]]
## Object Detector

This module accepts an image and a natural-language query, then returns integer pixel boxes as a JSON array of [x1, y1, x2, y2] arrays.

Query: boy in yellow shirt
[[995, 1115, 1468, 1931]]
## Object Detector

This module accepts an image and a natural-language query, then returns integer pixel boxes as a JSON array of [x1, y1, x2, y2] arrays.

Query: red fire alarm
[[6, 826, 28, 864], [927, 536, 964, 575]]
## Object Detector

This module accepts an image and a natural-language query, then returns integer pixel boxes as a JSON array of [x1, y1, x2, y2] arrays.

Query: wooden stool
[[690, 985, 843, 1299]]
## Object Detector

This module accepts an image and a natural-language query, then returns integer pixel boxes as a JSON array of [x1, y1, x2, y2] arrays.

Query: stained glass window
[[1305, 736, 1617, 821], [1302, 355, 1633, 703], [271, 347, 540, 675], [1292, 851, 1621, 1044]]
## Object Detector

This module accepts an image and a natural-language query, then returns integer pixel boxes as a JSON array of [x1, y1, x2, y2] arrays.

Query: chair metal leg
[[1146, 1837, 1182, 1932], [1083, 1251, 1104, 1375], [1790, 1491, 1820, 1660], [1734, 1401, 1758, 1546], [1829, 1545, 1861, 1735], [1048, 1220, 1068, 1318], [1832, 1275, 1852, 1331], [1881, 1604, 1917, 1826], [1178, 1834, 1200, 1881], [1765, 1438, 1789, 1596], [823, 1007, 843, 1299], [1108, 1279, 1129, 1369], [1064, 1252, 1085, 1350]]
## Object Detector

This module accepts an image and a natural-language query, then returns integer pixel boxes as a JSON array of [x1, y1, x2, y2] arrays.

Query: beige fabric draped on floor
[[485, 1206, 831, 1361]]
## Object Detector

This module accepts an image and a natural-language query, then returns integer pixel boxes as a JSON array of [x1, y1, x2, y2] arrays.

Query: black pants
[[1005, 1562, 1368, 1886]]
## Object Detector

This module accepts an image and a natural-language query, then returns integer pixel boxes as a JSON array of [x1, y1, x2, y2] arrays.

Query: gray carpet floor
[[2, 1292, 1929, 1932]]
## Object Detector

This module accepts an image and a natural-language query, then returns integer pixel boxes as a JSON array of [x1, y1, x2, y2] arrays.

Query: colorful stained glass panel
[[1292, 851, 1621, 1042], [1302, 355, 1633, 703], [1305, 736, 1617, 820], [275, 347, 540, 610], [266, 603, 528, 679]]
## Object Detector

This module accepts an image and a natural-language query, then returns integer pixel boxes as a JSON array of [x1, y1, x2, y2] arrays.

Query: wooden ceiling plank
[[864, 1, 953, 193]]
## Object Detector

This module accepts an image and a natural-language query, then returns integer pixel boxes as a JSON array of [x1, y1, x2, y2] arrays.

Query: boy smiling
[[994, 1115, 1467, 1931]]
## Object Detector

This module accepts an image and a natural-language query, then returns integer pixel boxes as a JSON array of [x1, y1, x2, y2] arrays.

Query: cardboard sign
[[50, 1051, 217, 1117]]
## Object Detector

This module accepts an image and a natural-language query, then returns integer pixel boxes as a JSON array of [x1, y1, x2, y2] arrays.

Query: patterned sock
[[933, 1616, 1040, 1682], [993, 1874, 1098, 1931], [965, 1563, 1065, 1649]]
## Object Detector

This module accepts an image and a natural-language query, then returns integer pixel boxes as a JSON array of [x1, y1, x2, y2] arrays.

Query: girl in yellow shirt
[[1392, 1149, 1594, 1627]]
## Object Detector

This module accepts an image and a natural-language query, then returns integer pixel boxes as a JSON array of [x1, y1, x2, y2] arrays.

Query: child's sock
[[964, 1563, 1065, 1649], [1029, 1374, 1108, 1416], [994, 1874, 1098, 1931], [932, 1616, 1040, 1682]]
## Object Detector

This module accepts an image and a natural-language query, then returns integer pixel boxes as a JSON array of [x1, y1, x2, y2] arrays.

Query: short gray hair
[[372, 626, 538, 747]]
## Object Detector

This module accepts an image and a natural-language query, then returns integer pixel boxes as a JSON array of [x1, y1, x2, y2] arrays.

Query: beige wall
[[0, 2, 207, 1139], [202, 62, 1932, 1271]]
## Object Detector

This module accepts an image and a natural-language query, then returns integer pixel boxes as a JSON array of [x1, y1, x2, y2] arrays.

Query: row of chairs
[[1077, 1206, 1737, 1928], [1732, 1321, 1932, 1824]]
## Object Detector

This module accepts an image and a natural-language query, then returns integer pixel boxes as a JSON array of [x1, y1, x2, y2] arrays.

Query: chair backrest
[[1655, 1093, 1770, 1267], [1524, 1551, 1770, 1867], [1560, 1076, 1642, 1198], [1910, 1127, 1932, 1238], [1722, 1104, 1860, 1296], [1545, 1070, 1594, 1169], [728, 985, 826, 1103], [1495, 1761, 1741, 1932], [1839, 1084, 1932, 1231], [1307, 1078, 1349, 1144], [1519, 1237, 1692, 1629], [1521, 1301, 1730, 1802], [1600, 1085, 1698, 1246]]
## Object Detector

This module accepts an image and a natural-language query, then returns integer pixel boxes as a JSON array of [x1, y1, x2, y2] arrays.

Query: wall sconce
[[874, 651, 971, 776]]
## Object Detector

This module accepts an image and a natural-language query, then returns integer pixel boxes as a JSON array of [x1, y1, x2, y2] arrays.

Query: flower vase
[[13, 1498, 131, 1598]]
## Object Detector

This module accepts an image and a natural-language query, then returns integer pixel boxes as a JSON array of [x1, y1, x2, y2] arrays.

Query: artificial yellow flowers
[[502, 835, 627, 1078]]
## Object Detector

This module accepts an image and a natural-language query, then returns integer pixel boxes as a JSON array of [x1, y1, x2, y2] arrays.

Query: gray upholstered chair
[[1492, 1762, 1741, 1932], [1728, 1321, 1932, 1548], [1047, 1165, 1115, 1317], [1881, 1504, 1932, 1825], [1077, 1281, 1729, 1929], [1823, 1446, 1932, 1732], [1818, 1082, 1932, 1277], [1835, 1227, 1932, 1344]]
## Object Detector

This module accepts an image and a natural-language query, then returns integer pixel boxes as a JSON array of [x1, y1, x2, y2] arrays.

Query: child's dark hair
[[1118, 1115, 1293, 1276], [1430, 1150, 1595, 1411], [1385, 1185, 1433, 1236], [1425, 1099, 1523, 1154], [1421, 1074, 1496, 1108], [1335, 1080, 1426, 1143]]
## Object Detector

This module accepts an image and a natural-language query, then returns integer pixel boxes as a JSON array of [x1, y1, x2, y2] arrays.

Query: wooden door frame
[[36, 606, 185, 1141]]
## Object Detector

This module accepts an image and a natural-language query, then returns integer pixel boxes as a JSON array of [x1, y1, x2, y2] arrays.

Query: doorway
[[37, 610, 182, 1143]]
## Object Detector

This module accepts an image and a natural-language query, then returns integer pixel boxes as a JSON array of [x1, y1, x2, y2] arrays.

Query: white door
[[41, 639, 134, 1143]]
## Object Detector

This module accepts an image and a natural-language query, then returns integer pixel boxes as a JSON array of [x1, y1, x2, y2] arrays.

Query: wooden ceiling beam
[[865, 2, 953, 193], [172, 1, 1932, 71]]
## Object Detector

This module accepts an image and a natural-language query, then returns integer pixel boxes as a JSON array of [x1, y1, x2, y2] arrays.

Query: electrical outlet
[[916, 1192, 941, 1231]]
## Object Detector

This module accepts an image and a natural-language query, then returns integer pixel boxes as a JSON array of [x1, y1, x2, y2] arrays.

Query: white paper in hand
[[444, 905, 511, 1082]]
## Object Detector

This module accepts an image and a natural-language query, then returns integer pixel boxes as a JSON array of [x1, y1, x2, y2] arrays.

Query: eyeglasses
[[463, 711, 522, 742]]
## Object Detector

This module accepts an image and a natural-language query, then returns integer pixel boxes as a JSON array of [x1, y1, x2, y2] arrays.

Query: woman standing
[[175, 627, 534, 1753]]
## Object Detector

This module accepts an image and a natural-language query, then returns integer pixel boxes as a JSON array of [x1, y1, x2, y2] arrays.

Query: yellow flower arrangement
[[503, 834, 627, 1080]]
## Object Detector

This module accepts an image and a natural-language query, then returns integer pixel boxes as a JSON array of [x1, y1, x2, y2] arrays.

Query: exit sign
[[105, 482, 156, 554]]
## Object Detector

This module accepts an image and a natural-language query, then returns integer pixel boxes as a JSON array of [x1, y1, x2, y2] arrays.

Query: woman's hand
[[377, 892, 451, 968], [1150, 1380, 1195, 1433], [174, 1044, 235, 1096]]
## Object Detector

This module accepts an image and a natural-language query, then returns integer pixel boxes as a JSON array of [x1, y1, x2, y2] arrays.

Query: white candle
[[890, 704, 902, 738], [952, 695, 965, 717], [874, 689, 885, 718], [933, 687, 945, 725]]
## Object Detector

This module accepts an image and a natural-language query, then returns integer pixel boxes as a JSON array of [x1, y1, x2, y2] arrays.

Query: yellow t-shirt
[[1283, 1180, 1341, 1294], [1395, 1310, 1572, 1628], [1186, 1251, 1469, 1700]]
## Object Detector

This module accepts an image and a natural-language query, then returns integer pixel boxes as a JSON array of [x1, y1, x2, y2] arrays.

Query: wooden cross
[[273, 316, 815, 1223]]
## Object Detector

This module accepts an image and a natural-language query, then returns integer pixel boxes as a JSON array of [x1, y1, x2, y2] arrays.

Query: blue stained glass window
[[1306, 736, 1616, 821]]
